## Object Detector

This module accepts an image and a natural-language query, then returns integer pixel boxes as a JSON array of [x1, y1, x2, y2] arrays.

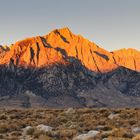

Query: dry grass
[[0, 108, 140, 139], [133, 134, 140, 140]]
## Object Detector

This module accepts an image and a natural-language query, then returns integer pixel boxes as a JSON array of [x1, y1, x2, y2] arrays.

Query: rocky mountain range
[[0, 27, 140, 108]]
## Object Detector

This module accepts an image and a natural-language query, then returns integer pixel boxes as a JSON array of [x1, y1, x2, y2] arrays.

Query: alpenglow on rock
[[0, 27, 139, 72]]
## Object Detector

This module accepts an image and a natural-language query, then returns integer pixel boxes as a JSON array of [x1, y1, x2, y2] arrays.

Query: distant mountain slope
[[0, 27, 140, 108], [0, 61, 140, 108]]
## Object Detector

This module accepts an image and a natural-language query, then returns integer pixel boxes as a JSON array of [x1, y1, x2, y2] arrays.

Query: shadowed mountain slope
[[0, 58, 140, 108]]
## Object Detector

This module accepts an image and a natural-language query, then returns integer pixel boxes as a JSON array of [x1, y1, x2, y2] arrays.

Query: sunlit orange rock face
[[0, 45, 9, 59], [0, 27, 139, 72], [112, 48, 140, 71], [44, 28, 118, 72], [0, 37, 67, 67]]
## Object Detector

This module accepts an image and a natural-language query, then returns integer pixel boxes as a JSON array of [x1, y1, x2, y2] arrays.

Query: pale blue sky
[[0, 0, 140, 51]]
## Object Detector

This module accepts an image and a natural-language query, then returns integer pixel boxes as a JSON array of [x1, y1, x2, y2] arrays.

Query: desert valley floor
[[0, 108, 140, 140]]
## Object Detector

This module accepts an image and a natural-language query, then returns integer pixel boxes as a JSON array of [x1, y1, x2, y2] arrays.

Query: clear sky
[[0, 0, 140, 51]]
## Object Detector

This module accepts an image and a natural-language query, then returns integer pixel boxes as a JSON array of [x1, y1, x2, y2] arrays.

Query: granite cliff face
[[112, 48, 140, 71], [0, 27, 139, 72], [0, 27, 140, 108], [0, 45, 9, 59]]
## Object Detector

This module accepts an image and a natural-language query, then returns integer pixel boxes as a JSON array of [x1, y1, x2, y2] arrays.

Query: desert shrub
[[11, 131, 22, 136], [96, 125, 112, 131], [111, 128, 129, 138], [39, 135, 53, 140], [97, 120, 106, 125], [9, 113, 21, 119], [112, 109, 122, 114], [0, 135, 4, 139], [132, 134, 140, 140], [0, 124, 9, 133], [26, 127, 35, 135], [128, 119, 137, 125], [33, 129, 45, 139], [0, 114, 7, 120], [101, 131, 113, 139], [58, 129, 77, 138], [57, 116, 67, 124], [122, 132, 134, 138], [6, 136, 19, 140], [77, 108, 93, 114]]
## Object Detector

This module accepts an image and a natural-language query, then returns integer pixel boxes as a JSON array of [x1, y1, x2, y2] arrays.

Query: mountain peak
[[56, 27, 72, 34], [0, 28, 139, 72], [46, 27, 73, 44]]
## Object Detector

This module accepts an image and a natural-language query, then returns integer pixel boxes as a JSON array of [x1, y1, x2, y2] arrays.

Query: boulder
[[36, 124, 53, 133], [108, 113, 119, 119], [132, 127, 140, 133], [73, 130, 100, 140], [23, 126, 34, 135], [65, 108, 75, 114]]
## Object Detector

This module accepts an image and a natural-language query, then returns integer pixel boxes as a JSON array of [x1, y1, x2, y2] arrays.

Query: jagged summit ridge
[[0, 27, 140, 108], [0, 27, 139, 72]]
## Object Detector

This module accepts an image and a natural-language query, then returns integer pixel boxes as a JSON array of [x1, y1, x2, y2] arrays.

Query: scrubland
[[0, 108, 140, 140]]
